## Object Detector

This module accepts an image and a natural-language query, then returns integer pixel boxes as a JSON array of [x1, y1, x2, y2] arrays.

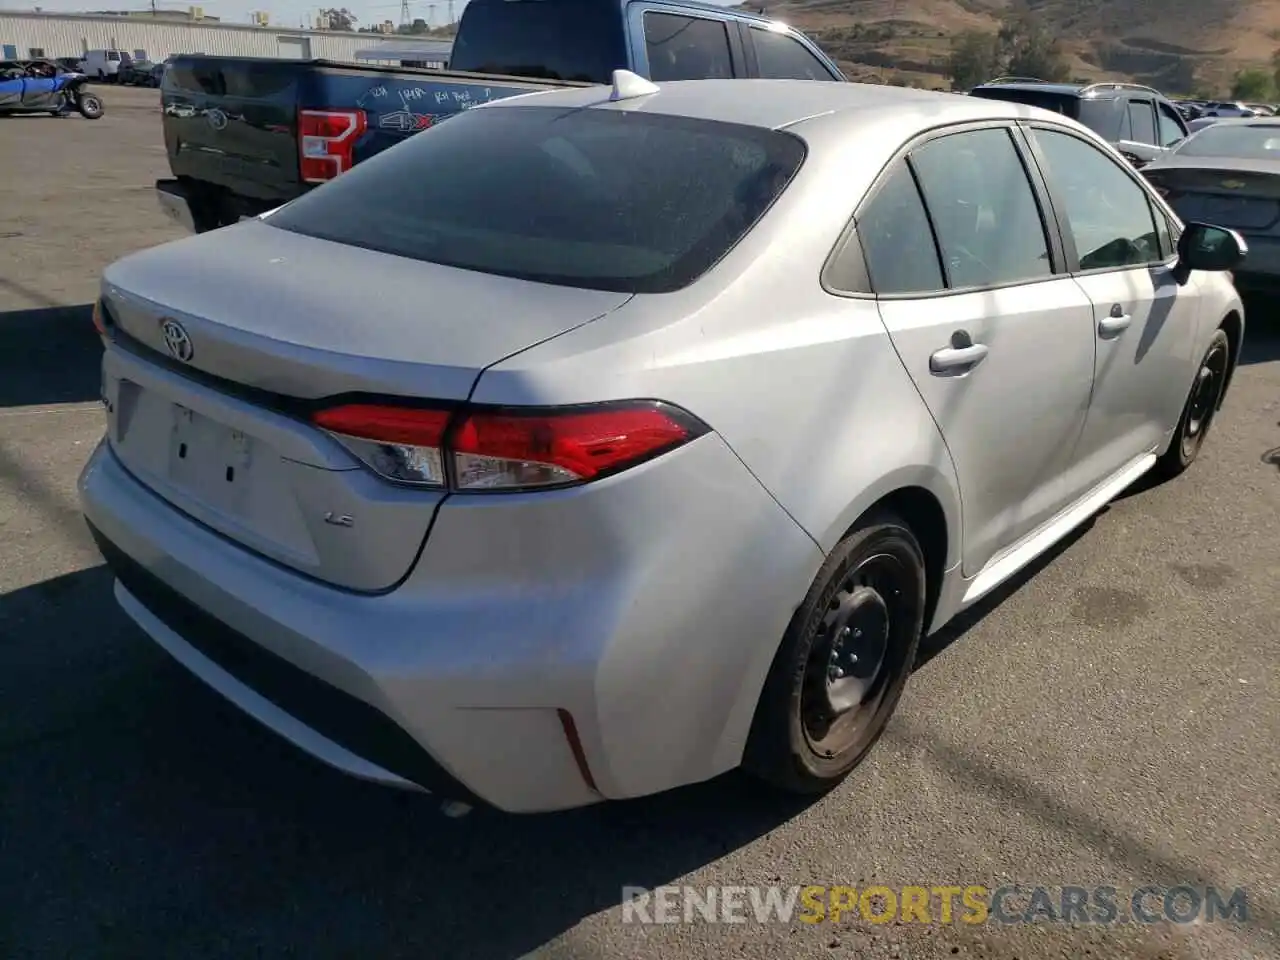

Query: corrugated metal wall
[[0, 13, 386, 63]]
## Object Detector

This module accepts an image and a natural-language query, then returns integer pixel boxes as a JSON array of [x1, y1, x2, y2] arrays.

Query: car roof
[[973, 82, 1084, 96], [484, 78, 1056, 132]]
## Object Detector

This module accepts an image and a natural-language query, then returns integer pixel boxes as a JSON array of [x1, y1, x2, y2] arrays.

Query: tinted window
[[270, 106, 804, 294], [645, 13, 734, 81], [910, 128, 1052, 288], [1175, 123, 1280, 160], [1032, 128, 1161, 270], [1127, 100, 1156, 144], [750, 26, 836, 80], [856, 162, 943, 295], [969, 87, 1079, 118], [449, 0, 627, 83], [106, 51, 120, 61], [1157, 102, 1185, 147]]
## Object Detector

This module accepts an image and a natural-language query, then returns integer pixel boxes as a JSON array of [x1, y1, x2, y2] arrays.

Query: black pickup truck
[[157, 0, 844, 233]]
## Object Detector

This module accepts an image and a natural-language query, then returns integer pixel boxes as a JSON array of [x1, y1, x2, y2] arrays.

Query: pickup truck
[[157, 0, 845, 233]]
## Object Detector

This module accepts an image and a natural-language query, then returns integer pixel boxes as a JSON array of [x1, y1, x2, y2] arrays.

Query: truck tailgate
[[163, 58, 302, 201]]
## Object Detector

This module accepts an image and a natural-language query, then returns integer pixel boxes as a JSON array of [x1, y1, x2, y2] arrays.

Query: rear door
[[865, 124, 1098, 577], [1025, 124, 1201, 483], [163, 58, 303, 200], [628, 3, 745, 80]]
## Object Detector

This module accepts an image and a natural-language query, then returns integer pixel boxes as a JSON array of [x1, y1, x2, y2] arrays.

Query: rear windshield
[[269, 106, 805, 294], [1176, 123, 1280, 161], [448, 0, 626, 83], [969, 87, 1080, 118]]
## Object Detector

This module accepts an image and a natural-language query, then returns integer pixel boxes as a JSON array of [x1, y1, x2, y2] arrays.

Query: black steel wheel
[[744, 510, 927, 795], [1154, 328, 1231, 480]]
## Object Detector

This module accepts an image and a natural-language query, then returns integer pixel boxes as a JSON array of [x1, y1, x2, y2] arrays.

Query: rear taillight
[[91, 299, 113, 339], [311, 400, 707, 492], [299, 108, 367, 183]]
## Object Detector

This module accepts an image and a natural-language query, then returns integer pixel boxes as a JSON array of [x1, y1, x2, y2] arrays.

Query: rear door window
[[748, 26, 838, 80], [268, 105, 805, 294], [106, 51, 120, 61], [909, 127, 1053, 288], [855, 162, 944, 295], [644, 13, 735, 81], [448, 0, 627, 83], [1126, 100, 1156, 144]]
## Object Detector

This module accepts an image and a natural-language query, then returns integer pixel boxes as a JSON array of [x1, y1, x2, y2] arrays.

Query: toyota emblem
[[160, 318, 194, 363], [206, 108, 228, 131]]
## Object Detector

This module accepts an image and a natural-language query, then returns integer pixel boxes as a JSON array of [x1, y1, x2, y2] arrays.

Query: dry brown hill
[[751, 0, 1280, 94]]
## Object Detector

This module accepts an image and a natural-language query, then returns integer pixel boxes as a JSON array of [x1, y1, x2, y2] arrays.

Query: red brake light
[[311, 401, 707, 492], [299, 108, 366, 183]]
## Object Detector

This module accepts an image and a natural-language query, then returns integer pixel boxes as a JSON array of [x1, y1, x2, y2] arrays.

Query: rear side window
[[749, 26, 837, 80], [106, 51, 120, 61], [909, 128, 1052, 288], [1127, 100, 1156, 144], [269, 106, 805, 294], [856, 162, 944, 295], [1156, 102, 1185, 147], [645, 13, 735, 81], [448, 0, 627, 83]]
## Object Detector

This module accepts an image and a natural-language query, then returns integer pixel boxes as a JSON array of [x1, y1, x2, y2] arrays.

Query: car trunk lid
[[100, 220, 631, 591], [1145, 161, 1280, 233]]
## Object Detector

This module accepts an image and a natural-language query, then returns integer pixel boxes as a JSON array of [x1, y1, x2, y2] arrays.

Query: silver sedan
[[80, 75, 1246, 813]]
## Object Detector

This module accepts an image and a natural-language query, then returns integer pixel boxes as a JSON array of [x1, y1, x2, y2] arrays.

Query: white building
[[0, 10, 402, 63]]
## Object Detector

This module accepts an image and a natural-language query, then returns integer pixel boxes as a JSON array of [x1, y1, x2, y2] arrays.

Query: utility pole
[[427, 3, 436, 26], [447, 0, 454, 25]]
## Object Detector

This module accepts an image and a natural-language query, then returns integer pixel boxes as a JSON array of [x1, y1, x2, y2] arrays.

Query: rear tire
[[1152, 328, 1231, 481], [743, 511, 927, 795]]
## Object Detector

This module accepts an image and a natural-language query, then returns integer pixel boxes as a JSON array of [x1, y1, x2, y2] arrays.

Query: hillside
[[752, 0, 1280, 94]]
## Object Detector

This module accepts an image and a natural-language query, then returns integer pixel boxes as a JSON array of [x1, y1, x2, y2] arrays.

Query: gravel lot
[[1, 85, 1278, 960]]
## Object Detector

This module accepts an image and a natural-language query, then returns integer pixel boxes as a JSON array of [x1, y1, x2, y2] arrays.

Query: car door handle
[[1098, 303, 1132, 337], [929, 343, 989, 373], [1098, 313, 1132, 337]]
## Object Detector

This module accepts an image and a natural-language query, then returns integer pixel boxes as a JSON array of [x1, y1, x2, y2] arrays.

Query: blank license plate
[[168, 404, 256, 515]]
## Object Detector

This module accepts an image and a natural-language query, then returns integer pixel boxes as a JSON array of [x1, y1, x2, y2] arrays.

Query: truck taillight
[[299, 108, 366, 183], [311, 401, 708, 492]]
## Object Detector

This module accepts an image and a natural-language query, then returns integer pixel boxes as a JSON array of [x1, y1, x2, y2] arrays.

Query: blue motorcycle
[[0, 60, 104, 119]]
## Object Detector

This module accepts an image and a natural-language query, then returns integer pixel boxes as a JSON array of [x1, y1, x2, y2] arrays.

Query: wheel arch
[[1218, 308, 1243, 405]]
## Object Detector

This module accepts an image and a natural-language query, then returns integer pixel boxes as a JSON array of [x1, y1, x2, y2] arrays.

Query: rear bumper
[[79, 434, 823, 813]]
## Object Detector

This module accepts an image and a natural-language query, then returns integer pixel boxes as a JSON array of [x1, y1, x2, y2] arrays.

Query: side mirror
[[1173, 222, 1248, 285], [1117, 140, 1164, 166]]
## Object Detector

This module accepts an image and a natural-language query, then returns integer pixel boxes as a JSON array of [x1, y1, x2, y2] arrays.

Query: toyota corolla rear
[[79, 93, 825, 812]]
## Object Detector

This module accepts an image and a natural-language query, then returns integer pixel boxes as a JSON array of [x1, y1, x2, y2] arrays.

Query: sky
[[10, 0, 739, 32]]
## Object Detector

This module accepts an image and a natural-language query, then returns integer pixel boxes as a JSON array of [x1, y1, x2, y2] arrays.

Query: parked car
[[969, 78, 1189, 167], [118, 59, 157, 86], [1202, 100, 1256, 118], [81, 76, 1246, 813], [155, 0, 845, 233], [82, 48, 132, 82], [1144, 117, 1280, 292]]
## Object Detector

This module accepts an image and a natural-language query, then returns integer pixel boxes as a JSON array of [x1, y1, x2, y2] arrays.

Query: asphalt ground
[[1, 85, 1278, 960]]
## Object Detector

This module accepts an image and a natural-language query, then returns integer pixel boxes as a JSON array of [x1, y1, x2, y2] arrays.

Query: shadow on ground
[[0, 302, 101, 408], [0, 566, 811, 959]]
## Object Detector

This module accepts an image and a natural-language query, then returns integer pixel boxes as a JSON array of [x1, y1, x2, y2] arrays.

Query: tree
[[947, 30, 1002, 91], [999, 13, 1069, 82], [320, 7, 357, 30], [1230, 67, 1274, 101]]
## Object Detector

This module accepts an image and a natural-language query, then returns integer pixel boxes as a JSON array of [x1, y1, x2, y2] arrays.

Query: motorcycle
[[0, 61, 104, 119]]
